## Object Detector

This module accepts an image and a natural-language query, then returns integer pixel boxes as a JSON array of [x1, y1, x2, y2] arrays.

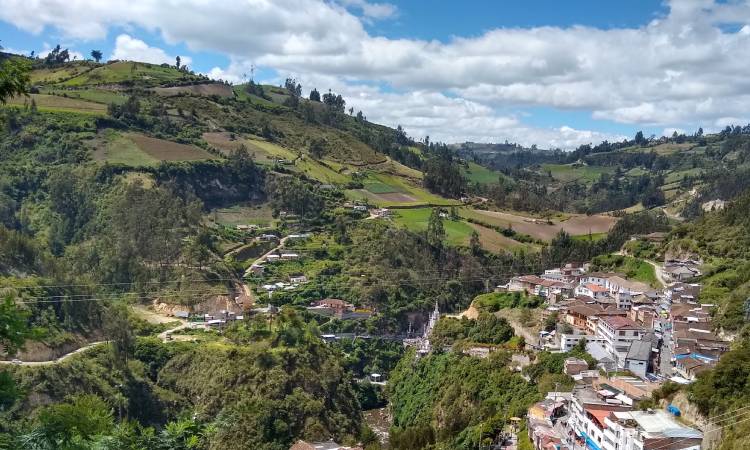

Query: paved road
[[659, 321, 674, 377]]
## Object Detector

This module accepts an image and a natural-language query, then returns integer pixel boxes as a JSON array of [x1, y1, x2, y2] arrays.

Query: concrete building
[[596, 316, 646, 368]]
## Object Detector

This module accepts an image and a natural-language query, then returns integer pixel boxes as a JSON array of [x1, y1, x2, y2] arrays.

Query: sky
[[1, 0, 750, 149]]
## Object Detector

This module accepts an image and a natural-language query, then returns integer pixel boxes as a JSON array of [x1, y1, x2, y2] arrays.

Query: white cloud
[[338, 0, 397, 20], [111, 34, 191, 66], [3, 0, 750, 146]]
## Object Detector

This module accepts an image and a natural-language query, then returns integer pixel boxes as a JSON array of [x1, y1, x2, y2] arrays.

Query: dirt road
[[0, 341, 106, 366], [2, 308, 191, 366]]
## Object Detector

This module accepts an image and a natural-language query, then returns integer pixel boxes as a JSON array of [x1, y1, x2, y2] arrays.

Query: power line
[[648, 411, 750, 450]]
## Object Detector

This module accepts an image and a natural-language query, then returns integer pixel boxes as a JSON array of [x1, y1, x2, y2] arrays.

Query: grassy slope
[[24, 61, 460, 209], [392, 208, 475, 246], [541, 163, 614, 183], [7, 94, 107, 115], [463, 161, 505, 184]]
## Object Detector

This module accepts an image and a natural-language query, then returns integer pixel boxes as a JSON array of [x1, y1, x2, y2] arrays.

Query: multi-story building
[[596, 316, 646, 368], [565, 388, 702, 450], [575, 283, 610, 300]]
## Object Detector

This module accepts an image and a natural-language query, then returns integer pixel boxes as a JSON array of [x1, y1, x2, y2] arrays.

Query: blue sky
[[1, 0, 748, 148]]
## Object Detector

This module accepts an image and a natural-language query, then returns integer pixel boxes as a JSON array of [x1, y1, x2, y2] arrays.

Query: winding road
[[1, 313, 191, 366], [0, 341, 107, 366]]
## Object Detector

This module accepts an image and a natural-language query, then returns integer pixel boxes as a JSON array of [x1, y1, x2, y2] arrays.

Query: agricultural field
[[60, 61, 204, 87], [153, 83, 233, 97], [467, 223, 525, 252], [207, 204, 277, 227], [91, 131, 217, 166], [392, 207, 523, 251], [39, 87, 128, 105], [7, 93, 107, 115], [664, 168, 704, 184], [392, 208, 475, 246], [463, 161, 505, 184], [541, 163, 614, 183], [347, 172, 461, 207], [29, 62, 97, 85], [460, 207, 618, 241], [622, 142, 694, 155]]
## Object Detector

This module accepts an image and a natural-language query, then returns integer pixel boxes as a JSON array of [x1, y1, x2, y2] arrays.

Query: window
[[619, 330, 626, 336]]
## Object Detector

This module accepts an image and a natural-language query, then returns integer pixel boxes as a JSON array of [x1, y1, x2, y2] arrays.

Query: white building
[[603, 410, 702, 450], [568, 388, 702, 450], [596, 316, 646, 368], [575, 283, 610, 300], [559, 333, 606, 352]]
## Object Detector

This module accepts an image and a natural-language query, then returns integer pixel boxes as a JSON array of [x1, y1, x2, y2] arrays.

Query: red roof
[[586, 408, 613, 429], [585, 284, 609, 293], [601, 315, 643, 330]]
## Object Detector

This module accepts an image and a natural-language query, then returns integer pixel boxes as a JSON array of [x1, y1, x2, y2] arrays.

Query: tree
[[104, 303, 135, 369], [0, 296, 31, 355], [309, 138, 325, 159], [29, 394, 114, 447], [90, 49, 103, 63], [309, 88, 321, 102], [469, 230, 482, 256], [0, 58, 31, 103], [634, 130, 645, 146], [426, 208, 445, 248], [175, 55, 181, 69]]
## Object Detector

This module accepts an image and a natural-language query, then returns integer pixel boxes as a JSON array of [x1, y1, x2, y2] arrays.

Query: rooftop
[[601, 316, 644, 331], [625, 340, 652, 361], [616, 410, 703, 439], [585, 283, 609, 293]]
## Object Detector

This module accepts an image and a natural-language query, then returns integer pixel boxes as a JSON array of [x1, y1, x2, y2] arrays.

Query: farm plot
[[7, 94, 107, 115], [153, 83, 234, 97], [392, 208, 474, 246], [128, 134, 216, 161], [93, 132, 216, 166], [467, 223, 525, 252], [541, 163, 614, 183], [461, 208, 618, 241]]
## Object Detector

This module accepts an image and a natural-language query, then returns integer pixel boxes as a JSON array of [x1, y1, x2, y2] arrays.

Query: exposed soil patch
[[468, 223, 523, 252], [469, 209, 617, 240], [129, 133, 216, 161], [374, 192, 418, 203], [153, 83, 234, 97], [202, 131, 245, 154]]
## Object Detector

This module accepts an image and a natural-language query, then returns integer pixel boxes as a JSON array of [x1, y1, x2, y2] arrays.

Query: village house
[[575, 283, 610, 300], [605, 276, 650, 297], [627, 305, 655, 329], [289, 274, 307, 283], [596, 316, 646, 368], [564, 357, 589, 376], [373, 208, 391, 218], [666, 282, 701, 303], [580, 271, 621, 287], [623, 339, 652, 378], [280, 252, 300, 260], [235, 224, 259, 232]]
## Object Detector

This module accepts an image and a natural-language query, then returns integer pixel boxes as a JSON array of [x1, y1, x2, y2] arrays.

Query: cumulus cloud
[[111, 34, 191, 66], [2, 0, 749, 146], [338, 0, 398, 20]]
